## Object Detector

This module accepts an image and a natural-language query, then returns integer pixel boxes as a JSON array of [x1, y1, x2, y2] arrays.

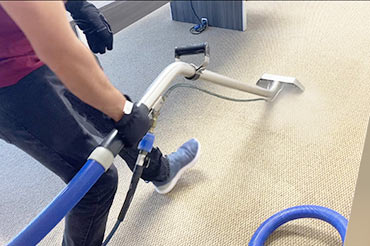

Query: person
[[0, 1, 200, 245]]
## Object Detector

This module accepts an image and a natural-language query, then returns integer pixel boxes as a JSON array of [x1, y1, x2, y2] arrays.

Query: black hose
[[102, 164, 145, 246], [101, 220, 120, 246]]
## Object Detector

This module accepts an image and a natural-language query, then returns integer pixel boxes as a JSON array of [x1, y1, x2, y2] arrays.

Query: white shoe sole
[[154, 139, 201, 194]]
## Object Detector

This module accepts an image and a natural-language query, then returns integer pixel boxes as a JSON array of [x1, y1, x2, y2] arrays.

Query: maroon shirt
[[0, 6, 44, 88]]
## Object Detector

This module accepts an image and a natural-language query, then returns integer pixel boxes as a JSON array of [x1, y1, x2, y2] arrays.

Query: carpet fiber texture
[[1, 1, 370, 245]]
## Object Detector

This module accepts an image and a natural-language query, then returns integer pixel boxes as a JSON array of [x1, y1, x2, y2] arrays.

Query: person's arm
[[1, 1, 125, 122]]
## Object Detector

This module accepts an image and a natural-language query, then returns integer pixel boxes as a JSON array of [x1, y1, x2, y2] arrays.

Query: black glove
[[66, 0, 113, 54], [115, 101, 151, 148]]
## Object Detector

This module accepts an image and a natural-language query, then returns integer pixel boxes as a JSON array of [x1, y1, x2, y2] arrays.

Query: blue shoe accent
[[153, 138, 200, 194]]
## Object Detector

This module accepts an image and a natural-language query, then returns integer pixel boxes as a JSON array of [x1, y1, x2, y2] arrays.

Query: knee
[[73, 164, 118, 212], [98, 164, 118, 195], [85, 164, 118, 203]]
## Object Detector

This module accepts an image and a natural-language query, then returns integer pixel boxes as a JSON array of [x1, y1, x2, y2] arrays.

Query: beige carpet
[[2, 1, 370, 246]]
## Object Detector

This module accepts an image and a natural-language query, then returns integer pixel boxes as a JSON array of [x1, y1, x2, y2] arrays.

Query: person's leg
[[0, 65, 117, 246], [0, 63, 200, 245], [119, 147, 169, 181], [62, 166, 118, 246]]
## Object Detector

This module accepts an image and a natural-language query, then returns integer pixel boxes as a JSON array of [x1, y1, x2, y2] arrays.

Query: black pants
[[0, 65, 169, 246]]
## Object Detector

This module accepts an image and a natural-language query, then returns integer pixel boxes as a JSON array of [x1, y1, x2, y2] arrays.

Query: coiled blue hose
[[249, 205, 348, 246], [8, 159, 105, 246]]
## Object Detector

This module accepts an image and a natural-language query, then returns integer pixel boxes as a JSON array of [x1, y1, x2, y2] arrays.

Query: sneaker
[[153, 138, 200, 194]]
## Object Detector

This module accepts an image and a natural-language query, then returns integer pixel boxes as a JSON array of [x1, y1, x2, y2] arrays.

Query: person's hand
[[66, 1, 113, 54], [115, 101, 151, 148]]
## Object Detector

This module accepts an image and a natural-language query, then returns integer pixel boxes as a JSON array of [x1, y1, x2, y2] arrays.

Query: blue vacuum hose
[[8, 159, 105, 246], [249, 205, 348, 246]]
